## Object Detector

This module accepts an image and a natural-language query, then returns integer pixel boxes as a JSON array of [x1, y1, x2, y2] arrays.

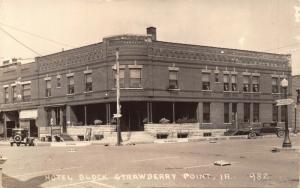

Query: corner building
[[0, 27, 293, 139]]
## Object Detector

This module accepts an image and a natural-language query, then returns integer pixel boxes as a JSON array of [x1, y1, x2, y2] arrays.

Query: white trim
[[112, 65, 126, 70], [168, 67, 179, 71], [56, 75, 61, 78], [84, 70, 92, 74], [252, 73, 260, 76], [231, 71, 238, 75], [11, 83, 16, 86], [66, 73, 74, 77], [44, 77, 51, 81], [128, 65, 143, 69], [242, 72, 251, 76], [222, 71, 230, 74], [201, 69, 211, 73], [21, 81, 31, 85], [3, 85, 9, 88]]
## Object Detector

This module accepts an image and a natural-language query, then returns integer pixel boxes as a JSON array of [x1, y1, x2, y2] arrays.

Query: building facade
[[0, 27, 293, 139], [292, 75, 300, 133]]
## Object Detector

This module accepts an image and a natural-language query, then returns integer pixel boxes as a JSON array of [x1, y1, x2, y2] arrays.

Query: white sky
[[0, 0, 299, 75]]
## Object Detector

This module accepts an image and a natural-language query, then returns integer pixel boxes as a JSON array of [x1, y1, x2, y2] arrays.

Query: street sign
[[276, 99, 294, 106]]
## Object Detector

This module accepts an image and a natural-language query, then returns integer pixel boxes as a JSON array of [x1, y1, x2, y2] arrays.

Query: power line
[[0, 26, 42, 56], [0, 22, 75, 48]]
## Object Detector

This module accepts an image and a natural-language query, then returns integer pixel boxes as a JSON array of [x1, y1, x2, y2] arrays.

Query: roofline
[[154, 40, 290, 58]]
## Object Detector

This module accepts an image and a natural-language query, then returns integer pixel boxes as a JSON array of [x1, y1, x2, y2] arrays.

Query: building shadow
[[3, 173, 50, 188]]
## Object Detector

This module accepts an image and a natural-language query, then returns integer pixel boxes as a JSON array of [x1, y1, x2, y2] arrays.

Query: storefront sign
[[19, 109, 38, 119]]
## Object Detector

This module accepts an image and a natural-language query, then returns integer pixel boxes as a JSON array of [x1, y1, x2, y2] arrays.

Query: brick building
[[0, 27, 293, 139]]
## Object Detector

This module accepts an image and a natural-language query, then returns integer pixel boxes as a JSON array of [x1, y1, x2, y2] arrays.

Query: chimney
[[147, 27, 157, 41]]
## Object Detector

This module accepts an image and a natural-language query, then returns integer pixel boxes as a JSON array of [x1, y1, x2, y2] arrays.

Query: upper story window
[[114, 69, 125, 88], [169, 70, 178, 89], [57, 76, 61, 88], [214, 73, 219, 82], [231, 75, 237, 91], [243, 76, 250, 92], [45, 80, 51, 97], [12, 86, 17, 103], [252, 76, 260, 92], [67, 76, 74, 94], [272, 77, 279, 93], [202, 73, 210, 91], [22, 83, 31, 102], [85, 73, 93, 92], [130, 68, 142, 88], [223, 74, 229, 91], [4, 87, 9, 103]]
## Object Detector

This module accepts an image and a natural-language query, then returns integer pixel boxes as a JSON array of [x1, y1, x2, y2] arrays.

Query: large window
[[4, 87, 9, 103], [253, 103, 259, 122], [130, 68, 142, 88], [45, 80, 51, 97], [281, 106, 287, 122], [67, 76, 74, 94], [252, 76, 260, 92], [232, 103, 237, 121], [114, 69, 125, 88], [244, 103, 251, 122], [243, 76, 250, 92], [223, 74, 229, 91], [272, 104, 278, 122], [231, 75, 237, 91], [203, 102, 210, 123], [12, 86, 17, 103], [224, 103, 230, 123], [85, 73, 93, 92], [22, 84, 31, 102], [272, 77, 278, 93], [202, 73, 210, 90]]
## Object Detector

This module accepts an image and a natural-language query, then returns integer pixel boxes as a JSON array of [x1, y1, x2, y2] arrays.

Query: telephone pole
[[115, 48, 122, 146]]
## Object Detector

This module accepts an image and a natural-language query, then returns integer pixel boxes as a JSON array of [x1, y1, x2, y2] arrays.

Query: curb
[[0, 134, 298, 147]]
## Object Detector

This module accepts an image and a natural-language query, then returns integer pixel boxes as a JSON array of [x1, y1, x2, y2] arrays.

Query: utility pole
[[115, 48, 122, 146]]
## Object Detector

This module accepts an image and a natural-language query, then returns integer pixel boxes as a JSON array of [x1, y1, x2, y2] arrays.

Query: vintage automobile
[[224, 122, 285, 139], [10, 128, 35, 146]]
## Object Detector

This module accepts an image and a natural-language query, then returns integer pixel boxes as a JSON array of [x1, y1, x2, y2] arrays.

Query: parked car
[[248, 122, 285, 139], [224, 122, 285, 139], [10, 128, 35, 146]]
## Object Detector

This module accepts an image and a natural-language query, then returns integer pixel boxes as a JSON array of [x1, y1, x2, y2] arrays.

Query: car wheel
[[14, 135, 22, 142], [10, 143, 13, 147], [277, 130, 285, 138], [248, 132, 257, 139], [16, 143, 20, 146]]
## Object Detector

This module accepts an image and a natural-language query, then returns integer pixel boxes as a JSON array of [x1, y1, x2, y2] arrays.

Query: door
[[30, 120, 38, 137]]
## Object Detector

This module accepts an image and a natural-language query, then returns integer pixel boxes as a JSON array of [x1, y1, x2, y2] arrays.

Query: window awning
[[19, 109, 38, 119]]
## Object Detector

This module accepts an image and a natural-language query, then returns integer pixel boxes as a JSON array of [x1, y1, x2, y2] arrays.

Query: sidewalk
[[1, 133, 298, 147]]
